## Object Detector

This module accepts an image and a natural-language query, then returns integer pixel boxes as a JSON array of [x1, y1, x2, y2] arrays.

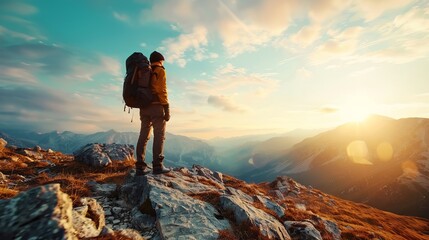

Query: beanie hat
[[150, 51, 165, 63]]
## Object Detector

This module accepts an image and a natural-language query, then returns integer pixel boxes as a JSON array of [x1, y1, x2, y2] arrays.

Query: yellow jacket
[[151, 65, 169, 105]]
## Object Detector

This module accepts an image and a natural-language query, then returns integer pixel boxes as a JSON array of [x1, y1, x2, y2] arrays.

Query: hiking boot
[[153, 166, 171, 175], [136, 167, 151, 176]]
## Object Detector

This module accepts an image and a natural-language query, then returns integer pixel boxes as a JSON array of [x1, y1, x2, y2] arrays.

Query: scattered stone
[[0, 138, 7, 152], [72, 197, 106, 238], [48, 148, 55, 153], [87, 181, 118, 196], [322, 218, 341, 240], [5, 155, 19, 162], [131, 207, 156, 231], [193, 165, 224, 184], [295, 203, 307, 211], [226, 186, 254, 203], [17, 148, 44, 159], [273, 190, 285, 200], [117, 229, 145, 240], [255, 195, 285, 218], [74, 143, 134, 167], [220, 194, 290, 240], [0, 171, 7, 183], [33, 145, 42, 152], [284, 221, 323, 240]]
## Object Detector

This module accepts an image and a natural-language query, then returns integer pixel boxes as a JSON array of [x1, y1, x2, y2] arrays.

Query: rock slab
[[0, 184, 77, 240]]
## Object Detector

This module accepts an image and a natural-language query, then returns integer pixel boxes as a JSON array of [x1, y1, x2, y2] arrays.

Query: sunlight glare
[[376, 142, 393, 161], [347, 140, 373, 165], [401, 160, 419, 179], [340, 95, 374, 123]]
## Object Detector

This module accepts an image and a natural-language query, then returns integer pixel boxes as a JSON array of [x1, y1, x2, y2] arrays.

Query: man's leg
[[136, 114, 152, 175], [152, 114, 166, 169]]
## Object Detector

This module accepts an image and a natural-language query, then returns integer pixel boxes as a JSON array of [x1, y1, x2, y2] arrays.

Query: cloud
[[0, 42, 122, 82], [0, 25, 37, 41], [290, 24, 321, 48], [144, 0, 296, 56], [0, 86, 118, 133], [113, 11, 130, 22], [207, 95, 245, 113], [354, 0, 413, 21], [0, 66, 37, 84], [393, 6, 429, 34], [0, 1, 38, 15], [307, 0, 351, 23], [320, 107, 339, 113], [161, 26, 217, 67], [309, 26, 363, 63]]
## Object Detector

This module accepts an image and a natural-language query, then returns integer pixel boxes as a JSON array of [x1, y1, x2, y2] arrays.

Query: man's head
[[150, 51, 165, 63]]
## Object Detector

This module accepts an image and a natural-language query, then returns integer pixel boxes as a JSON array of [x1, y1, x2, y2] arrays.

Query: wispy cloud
[[0, 1, 38, 15], [354, 0, 413, 21], [113, 11, 130, 22], [0, 86, 119, 133], [207, 95, 246, 113], [320, 106, 339, 114]]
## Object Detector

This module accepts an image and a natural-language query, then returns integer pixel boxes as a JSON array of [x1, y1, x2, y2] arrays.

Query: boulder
[[73, 143, 134, 167], [284, 221, 323, 240], [122, 174, 231, 240], [0, 184, 77, 240], [220, 194, 290, 240]]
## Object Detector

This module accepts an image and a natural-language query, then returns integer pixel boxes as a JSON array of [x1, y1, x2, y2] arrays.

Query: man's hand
[[163, 104, 170, 121]]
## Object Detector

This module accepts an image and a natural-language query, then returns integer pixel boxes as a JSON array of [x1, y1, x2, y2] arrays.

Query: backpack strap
[[130, 66, 138, 84]]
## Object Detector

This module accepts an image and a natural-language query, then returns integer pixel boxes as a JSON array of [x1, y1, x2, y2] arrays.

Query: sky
[[0, 0, 428, 139]]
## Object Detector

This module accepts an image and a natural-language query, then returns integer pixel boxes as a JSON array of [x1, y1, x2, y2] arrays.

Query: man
[[135, 51, 171, 175]]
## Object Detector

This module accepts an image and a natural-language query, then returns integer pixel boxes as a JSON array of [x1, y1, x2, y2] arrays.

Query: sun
[[340, 95, 374, 123]]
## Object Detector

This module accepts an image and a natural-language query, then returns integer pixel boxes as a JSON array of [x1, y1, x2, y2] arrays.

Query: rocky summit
[[0, 140, 429, 239]]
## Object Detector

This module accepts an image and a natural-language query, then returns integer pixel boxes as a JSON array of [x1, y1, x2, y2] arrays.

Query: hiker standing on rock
[[136, 51, 171, 175]]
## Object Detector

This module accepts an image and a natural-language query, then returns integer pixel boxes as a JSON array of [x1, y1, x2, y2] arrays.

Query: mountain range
[[2, 115, 429, 219], [241, 115, 429, 218]]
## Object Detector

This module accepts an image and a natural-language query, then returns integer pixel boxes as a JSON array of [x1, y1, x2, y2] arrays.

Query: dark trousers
[[136, 104, 166, 169]]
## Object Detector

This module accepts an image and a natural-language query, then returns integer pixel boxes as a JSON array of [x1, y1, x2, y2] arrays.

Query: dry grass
[[270, 183, 429, 240], [223, 174, 268, 196], [0, 187, 19, 199], [188, 190, 221, 207], [217, 229, 237, 240], [0, 149, 135, 205], [88, 233, 137, 240]]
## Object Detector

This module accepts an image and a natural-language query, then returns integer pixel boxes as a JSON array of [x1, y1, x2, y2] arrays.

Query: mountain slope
[[242, 115, 429, 218], [1, 143, 428, 239]]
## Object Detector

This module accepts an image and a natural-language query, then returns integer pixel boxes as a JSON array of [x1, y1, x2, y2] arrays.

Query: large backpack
[[122, 52, 153, 108]]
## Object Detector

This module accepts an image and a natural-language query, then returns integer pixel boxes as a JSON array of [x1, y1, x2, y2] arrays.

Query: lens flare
[[376, 142, 393, 161], [401, 161, 419, 179], [347, 140, 372, 165]]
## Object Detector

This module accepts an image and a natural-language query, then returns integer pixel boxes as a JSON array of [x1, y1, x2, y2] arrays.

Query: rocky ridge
[[1, 139, 429, 239]]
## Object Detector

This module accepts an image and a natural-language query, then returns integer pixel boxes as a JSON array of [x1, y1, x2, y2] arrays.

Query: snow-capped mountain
[[242, 115, 429, 218]]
